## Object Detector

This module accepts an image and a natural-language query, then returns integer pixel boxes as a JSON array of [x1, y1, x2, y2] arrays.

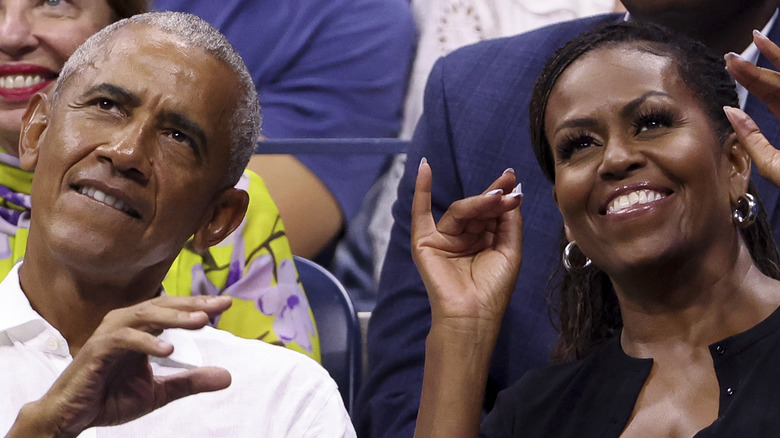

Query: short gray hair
[[56, 11, 260, 188]]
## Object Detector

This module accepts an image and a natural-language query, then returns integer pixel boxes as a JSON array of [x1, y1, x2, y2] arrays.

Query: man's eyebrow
[[81, 83, 141, 107], [158, 110, 208, 154]]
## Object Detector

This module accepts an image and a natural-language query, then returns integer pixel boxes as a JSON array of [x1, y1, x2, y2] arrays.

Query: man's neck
[[18, 247, 168, 356], [629, 3, 778, 55]]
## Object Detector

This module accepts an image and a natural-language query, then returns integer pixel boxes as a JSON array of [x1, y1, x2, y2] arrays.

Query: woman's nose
[[0, 4, 37, 58], [597, 138, 645, 180]]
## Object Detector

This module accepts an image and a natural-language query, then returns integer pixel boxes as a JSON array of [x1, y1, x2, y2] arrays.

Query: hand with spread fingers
[[411, 159, 523, 438], [725, 31, 780, 186], [8, 295, 233, 438], [411, 159, 524, 330]]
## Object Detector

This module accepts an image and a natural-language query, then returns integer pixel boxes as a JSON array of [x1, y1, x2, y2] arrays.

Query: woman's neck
[[615, 241, 780, 357]]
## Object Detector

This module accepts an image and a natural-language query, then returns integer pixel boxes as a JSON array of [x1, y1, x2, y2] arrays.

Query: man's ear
[[191, 188, 249, 253], [725, 132, 751, 204], [19, 93, 49, 171]]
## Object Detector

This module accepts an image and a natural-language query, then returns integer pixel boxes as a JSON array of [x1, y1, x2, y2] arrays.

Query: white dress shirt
[[0, 263, 355, 437]]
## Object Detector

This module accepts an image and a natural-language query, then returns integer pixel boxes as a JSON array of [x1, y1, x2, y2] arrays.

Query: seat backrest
[[294, 255, 361, 414]]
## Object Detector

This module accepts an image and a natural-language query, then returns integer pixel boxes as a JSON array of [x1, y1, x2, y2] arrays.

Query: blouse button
[[726, 387, 734, 396], [715, 345, 725, 355]]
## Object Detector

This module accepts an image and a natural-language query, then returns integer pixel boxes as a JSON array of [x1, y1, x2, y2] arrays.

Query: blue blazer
[[356, 12, 780, 437]]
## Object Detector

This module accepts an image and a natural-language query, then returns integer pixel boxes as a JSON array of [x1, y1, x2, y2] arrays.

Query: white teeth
[[607, 189, 664, 214], [0, 74, 46, 90], [92, 190, 105, 203], [78, 186, 132, 215]]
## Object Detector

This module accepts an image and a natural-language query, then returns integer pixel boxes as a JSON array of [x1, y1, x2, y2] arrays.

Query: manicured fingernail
[[419, 157, 427, 170], [754, 29, 767, 39], [502, 167, 515, 175], [723, 105, 737, 121], [486, 189, 503, 196], [724, 52, 740, 62], [506, 183, 523, 198]]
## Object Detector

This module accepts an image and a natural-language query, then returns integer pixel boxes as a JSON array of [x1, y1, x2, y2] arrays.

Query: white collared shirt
[[0, 263, 355, 438], [737, 9, 778, 108]]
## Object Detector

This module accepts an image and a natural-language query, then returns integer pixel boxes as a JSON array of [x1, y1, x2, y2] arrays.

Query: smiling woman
[[411, 21, 780, 438]]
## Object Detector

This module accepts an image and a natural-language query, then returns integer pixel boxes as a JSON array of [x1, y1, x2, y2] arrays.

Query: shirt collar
[[736, 9, 778, 108], [0, 261, 203, 367], [0, 262, 46, 335]]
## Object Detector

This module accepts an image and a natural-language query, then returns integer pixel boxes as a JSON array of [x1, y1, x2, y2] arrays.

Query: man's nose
[[97, 125, 153, 185]]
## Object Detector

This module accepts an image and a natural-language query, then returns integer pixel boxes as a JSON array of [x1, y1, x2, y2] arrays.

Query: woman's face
[[0, 0, 113, 155], [546, 45, 746, 276]]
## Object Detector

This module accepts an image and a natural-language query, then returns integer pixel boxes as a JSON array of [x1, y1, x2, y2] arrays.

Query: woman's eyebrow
[[553, 117, 599, 136], [619, 91, 670, 118]]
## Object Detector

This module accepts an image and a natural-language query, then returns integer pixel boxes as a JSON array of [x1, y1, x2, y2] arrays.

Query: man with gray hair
[[2, 12, 353, 437]]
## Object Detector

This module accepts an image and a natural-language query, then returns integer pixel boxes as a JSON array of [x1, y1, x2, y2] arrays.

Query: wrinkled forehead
[[89, 25, 199, 80], [58, 23, 240, 115], [53, 23, 242, 164]]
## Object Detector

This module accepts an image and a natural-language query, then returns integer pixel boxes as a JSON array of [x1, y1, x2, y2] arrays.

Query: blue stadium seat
[[294, 255, 362, 414]]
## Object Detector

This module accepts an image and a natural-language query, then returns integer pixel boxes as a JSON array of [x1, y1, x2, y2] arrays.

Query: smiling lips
[[77, 185, 141, 219], [606, 189, 666, 215], [0, 66, 57, 102], [0, 74, 47, 90]]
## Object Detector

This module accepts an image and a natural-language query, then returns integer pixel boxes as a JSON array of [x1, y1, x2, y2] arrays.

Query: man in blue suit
[[356, 1, 780, 436]]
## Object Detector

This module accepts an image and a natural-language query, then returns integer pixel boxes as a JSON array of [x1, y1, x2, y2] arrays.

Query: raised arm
[[411, 160, 523, 438], [725, 31, 780, 186], [6, 295, 233, 438]]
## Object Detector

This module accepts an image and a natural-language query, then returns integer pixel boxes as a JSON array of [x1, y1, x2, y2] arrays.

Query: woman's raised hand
[[725, 31, 780, 187], [411, 158, 523, 332]]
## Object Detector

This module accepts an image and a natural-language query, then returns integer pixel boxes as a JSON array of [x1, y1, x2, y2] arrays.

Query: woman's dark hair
[[106, 0, 150, 20], [528, 21, 780, 363]]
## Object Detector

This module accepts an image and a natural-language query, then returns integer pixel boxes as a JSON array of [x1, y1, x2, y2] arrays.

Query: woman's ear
[[725, 132, 752, 204], [19, 93, 49, 171], [191, 188, 249, 253]]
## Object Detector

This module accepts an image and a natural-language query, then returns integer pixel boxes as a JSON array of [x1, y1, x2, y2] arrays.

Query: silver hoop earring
[[732, 193, 758, 228], [563, 241, 591, 273]]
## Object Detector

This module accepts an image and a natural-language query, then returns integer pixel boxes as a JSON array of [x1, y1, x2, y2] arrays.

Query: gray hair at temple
[[55, 11, 261, 188]]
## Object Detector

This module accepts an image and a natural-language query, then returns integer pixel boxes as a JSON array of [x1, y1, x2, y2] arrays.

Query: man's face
[[21, 24, 243, 277]]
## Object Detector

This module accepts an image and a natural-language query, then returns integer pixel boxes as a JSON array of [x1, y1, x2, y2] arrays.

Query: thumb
[[724, 106, 780, 186], [411, 158, 436, 252]]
